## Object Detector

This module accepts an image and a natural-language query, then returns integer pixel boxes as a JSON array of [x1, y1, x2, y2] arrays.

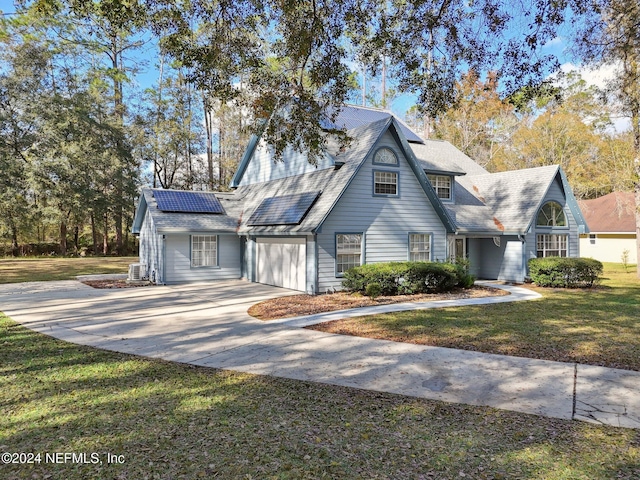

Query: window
[[191, 235, 218, 267], [336, 234, 362, 274], [537, 201, 566, 227], [409, 233, 431, 261], [427, 174, 452, 200], [589, 234, 596, 245], [536, 234, 567, 257], [373, 147, 398, 165], [374, 170, 398, 195]]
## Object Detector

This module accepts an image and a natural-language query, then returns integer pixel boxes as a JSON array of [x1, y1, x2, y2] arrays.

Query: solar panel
[[247, 191, 320, 226], [153, 189, 225, 214]]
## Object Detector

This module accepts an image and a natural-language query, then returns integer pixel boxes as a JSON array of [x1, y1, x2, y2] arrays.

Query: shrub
[[342, 261, 475, 295], [528, 257, 603, 288], [365, 282, 382, 299]]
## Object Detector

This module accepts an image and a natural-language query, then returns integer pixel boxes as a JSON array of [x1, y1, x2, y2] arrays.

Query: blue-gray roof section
[[323, 105, 424, 144], [133, 189, 240, 233]]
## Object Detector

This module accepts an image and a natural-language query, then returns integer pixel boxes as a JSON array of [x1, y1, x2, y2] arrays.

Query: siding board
[[317, 131, 448, 292], [238, 140, 334, 186], [164, 234, 241, 284]]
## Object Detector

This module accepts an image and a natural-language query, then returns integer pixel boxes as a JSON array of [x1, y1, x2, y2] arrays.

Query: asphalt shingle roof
[[234, 117, 391, 234], [141, 189, 240, 233], [411, 140, 489, 176], [324, 105, 424, 144], [453, 165, 560, 234], [135, 105, 578, 238], [578, 192, 636, 233]]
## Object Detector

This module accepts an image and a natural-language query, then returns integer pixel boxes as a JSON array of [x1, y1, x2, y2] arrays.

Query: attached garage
[[256, 237, 306, 291]]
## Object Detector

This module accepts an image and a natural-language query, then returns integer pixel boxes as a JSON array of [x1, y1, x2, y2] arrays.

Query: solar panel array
[[322, 105, 424, 144], [153, 189, 225, 214], [247, 191, 320, 226]]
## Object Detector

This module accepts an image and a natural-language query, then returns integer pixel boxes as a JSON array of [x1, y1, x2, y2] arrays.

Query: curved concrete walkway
[[1, 279, 638, 429]]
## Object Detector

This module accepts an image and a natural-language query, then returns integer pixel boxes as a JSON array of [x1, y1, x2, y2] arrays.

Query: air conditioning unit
[[128, 263, 146, 281]]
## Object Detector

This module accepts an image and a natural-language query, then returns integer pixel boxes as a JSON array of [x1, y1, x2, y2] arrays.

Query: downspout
[[518, 234, 526, 283], [161, 235, 166, 285]]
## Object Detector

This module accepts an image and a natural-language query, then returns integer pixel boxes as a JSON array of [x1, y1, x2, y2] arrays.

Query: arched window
[[537, 201, 566, 227]]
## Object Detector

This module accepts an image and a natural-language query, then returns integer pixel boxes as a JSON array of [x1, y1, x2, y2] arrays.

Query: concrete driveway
[[1, 279, 639, 428]]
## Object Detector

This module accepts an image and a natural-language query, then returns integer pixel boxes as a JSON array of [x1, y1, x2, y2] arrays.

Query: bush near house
[[343, 261, 475, 296], [528, 257, 603, 288]]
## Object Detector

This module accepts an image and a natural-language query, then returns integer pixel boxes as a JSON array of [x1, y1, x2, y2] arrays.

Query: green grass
[[311, 263, 640, 371], [0, 313, 638, 479], [0, 257, 136, 283]]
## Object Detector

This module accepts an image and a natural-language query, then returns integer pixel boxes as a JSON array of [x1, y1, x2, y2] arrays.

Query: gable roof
[[578, 192, 636, 233], [322, 105, 424, 143], [231, 117, 455, 234], [230, 104, 425, 188], [132, 189, 241, 234], [411, 140, 489, 176], [452, 165, 588, 235]]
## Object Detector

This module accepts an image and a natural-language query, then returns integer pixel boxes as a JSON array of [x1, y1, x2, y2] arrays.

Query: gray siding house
[[132, 105, 588, 291]]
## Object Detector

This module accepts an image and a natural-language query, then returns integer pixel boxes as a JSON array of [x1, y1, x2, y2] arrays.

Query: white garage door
[[256, 237, 306, 291]]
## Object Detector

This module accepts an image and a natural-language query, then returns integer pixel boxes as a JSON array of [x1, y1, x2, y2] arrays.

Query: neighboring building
[[132, 105, 588, 291], [578, 191, 637, 264]]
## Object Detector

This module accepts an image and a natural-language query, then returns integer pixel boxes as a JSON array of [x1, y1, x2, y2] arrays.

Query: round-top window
[[374, 147, 398, 165]]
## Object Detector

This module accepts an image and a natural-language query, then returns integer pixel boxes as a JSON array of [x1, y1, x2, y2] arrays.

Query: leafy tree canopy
[[18, 0, 607, 162]]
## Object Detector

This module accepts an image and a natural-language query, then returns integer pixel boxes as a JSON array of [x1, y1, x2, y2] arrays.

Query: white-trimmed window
[[536, 234, 567, 257], [191, 235, 218, 267], [374, 170, 398, 195], [336, 234, 362, 274], [427, 174, 452, 200], [409, 233, 431, 261], [537, 201, 566, 227]]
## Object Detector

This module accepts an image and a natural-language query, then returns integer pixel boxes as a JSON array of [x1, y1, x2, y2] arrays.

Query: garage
[[256, 237, 306, 291]]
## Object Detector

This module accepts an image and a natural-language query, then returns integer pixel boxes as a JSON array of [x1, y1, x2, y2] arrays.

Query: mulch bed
[[248, 285, 508, 320], [82, 280, 150, 289]]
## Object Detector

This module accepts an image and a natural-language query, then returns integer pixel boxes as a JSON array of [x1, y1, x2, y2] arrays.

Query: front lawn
[[0, 257, 136, 283], [0, 313, 638, 479], [310, 264, 640, 371]]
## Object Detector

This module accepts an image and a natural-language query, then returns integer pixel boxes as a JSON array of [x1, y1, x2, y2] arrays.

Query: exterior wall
[[523, 176, 580, 274], [163, 233, 241, 284], [237, 140, 334, 186], [580, 234, 637, 263], [316, 130, 448, 292], [469, 236, 524, 282], [138, 212, 163, 283]]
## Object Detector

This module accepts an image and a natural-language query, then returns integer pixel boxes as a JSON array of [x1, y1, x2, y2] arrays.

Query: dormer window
[[427, 174, 452, 200]]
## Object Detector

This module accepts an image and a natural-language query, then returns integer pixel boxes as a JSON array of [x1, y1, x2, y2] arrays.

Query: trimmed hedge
[[342, 261, 475, 296], [528, 257, 603, 288]]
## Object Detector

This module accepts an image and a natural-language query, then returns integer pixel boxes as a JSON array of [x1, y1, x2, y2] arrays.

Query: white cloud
[[559, 62, 631, 133], [559, 62, 618, 90], [543, 36, 564, 49]]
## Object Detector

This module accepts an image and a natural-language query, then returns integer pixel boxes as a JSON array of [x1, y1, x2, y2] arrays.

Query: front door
[[448, 236, 466, 262]]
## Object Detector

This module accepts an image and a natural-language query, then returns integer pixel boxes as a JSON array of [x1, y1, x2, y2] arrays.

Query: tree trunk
[[91, 212, 98, 255], [103, 213, 109, 255], [111, 35, 124, 255], [635, 171, 640, 278], [203, 93, 214, 190], [74, 225, 79, 253], [11, 223, 18, 257], [60, 221, 67, 256]]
